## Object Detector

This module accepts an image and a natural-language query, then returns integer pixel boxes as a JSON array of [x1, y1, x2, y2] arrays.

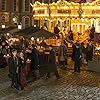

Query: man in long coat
[[46, 45, 60, 79], [58, 42, 67, 69], [73, 41, 82, 73], [89, 24, 95, 40], [0, 45, 7, 68], [9, 49, 19, 90], [86, 42, 94, 62], [31, 44, 40, 78]]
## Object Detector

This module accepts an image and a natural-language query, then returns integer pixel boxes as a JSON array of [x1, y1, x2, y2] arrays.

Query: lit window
[[2, 0, 6, 10]]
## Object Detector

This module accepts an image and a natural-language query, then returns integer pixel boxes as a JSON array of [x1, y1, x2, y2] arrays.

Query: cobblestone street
[[0, 64, 100, 100]]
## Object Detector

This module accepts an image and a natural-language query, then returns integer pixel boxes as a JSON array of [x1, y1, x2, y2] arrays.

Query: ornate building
[[0, 0, 96, 29], [31, 0, 100, 34]]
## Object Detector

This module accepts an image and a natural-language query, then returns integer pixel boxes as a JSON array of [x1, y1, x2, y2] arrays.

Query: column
[[95, 18, 100, 33], [77, 24, 80, 32], [48, 19, 51, 31]]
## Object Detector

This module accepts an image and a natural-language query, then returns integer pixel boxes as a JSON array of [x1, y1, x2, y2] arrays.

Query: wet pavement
[[0, 60, 100, 100]]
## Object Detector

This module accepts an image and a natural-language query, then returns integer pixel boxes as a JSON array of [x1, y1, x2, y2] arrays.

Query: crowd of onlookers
[[0, 24, 95, 90], [0, 36, 94, 90]]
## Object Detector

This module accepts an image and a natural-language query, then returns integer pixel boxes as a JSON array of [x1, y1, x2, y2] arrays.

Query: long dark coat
[[86, 44, 93, 61], [48, 49, 57, 73], [74, 45, 82, 72], [74, 46, 82, 63], [72, 44, 76, 61], [30, 48, 39, 70], [0, 49, 7, 68], [9, 56, 19, 80], [90, 27, 95, 39]]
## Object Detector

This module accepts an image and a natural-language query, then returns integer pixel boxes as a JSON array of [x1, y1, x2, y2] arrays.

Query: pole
[[68, 3, 71, 30], [78, 0, 83, 19], [47, 0, 50, 31]]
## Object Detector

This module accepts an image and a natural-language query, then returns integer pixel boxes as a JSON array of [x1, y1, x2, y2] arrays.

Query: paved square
[[0, 66, 100, 100]]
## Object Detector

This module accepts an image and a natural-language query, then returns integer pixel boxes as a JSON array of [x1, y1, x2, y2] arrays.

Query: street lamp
[[37, 38, 39, 42], [7, 33, 10, 36], [18, 23, 22, 30], [13, 18, 16, 22], [31, 37, 34, 41], [34, 25, 36, 27], [2, 24, 6, 28]]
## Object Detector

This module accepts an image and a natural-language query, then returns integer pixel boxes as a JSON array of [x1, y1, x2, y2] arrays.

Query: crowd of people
[[0, 24, 96, 91]]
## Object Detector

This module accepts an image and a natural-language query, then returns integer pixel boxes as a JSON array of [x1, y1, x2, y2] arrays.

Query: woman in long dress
[[18, 52, 27, 90]]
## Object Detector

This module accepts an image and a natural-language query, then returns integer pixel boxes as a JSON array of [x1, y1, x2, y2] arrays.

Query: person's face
[[76, 41, 80, 45], [0, 46, 2, 49], [2, 42, 5, 46], [89, 42, 92, 45], [49, 47, 52, 50], [5, 46, 8, 49], [61, 42, 64, 46], [12, 50, 17, 57], [20, 52, 24, 58]]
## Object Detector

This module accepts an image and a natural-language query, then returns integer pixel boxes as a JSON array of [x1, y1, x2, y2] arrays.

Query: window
[[34, 20, 40, 27], [32, 0, 35, 3], [1, 16, 5, 22], [13, 0, 17, 11], [25, 17, 30, 28], [2, 0, 6, 10], [25, 0, 30, 12], [42, 0, 44, 3], [44, 0, 49, 3], [50, 0, 56, 3], [1, 15, 9, 22], [55, 0, 58, 2]]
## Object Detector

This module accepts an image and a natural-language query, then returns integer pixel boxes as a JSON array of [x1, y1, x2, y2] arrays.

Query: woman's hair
[[12, 49, 17, 53], [49, 45, 53, 48]]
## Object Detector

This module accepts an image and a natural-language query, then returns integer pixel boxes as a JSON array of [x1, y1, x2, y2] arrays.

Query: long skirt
[[19, 67, 27, 88]]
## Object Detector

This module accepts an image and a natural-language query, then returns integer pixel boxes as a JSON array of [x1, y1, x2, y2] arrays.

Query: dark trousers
[[74, 60, 81, 73], [47, 70, 59, 78], [86, 52, 93, 62], [60, 61, 66, 68], [11, 73, 19, 89]]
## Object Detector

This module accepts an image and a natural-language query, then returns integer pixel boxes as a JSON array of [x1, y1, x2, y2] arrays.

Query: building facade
[[0, 0, 34, 29], [0, 0, 96, 29], [32, 0, 100, 34], [34, 0, 59, 3]]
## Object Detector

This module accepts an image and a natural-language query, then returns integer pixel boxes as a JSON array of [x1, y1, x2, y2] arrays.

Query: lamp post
[[68, 3, 71, 30], [46, 0, 51, 31], [13, 18, 16, 22], [18, 23, 22, 30], [48, 0, 51, 18], [2, 24, 6, 28]]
